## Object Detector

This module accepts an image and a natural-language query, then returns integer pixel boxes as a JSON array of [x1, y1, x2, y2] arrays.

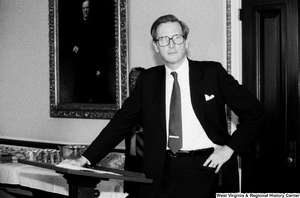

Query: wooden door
[[241, 0, 300, 192]]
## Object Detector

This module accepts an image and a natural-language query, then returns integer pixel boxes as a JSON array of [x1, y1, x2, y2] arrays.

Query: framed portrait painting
[[49, 0, 128, 119]]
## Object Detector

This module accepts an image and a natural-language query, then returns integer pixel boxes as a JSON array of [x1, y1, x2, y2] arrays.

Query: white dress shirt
[[165, 57, 216, 150]]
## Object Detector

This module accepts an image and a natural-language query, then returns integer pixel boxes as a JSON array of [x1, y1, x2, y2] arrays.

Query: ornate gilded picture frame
[[49, 0, 128, 119]]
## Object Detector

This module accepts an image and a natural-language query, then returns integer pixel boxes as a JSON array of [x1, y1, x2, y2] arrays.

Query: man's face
[[82, 1, 90, 19], [152, 22, 189, 70], [129, 71, 141, 93]]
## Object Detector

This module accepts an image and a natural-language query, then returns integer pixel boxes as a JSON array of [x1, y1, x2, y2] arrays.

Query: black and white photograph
[[1, 0, 300, 198]]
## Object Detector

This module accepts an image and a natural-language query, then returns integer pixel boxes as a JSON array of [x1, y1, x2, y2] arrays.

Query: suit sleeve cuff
[[81, 156, 91, 166]]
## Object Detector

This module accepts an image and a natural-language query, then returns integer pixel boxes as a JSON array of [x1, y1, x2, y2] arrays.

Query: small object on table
[[0, 154, 13, 163]]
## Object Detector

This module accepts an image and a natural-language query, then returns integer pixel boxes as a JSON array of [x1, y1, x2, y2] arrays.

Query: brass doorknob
[[287, 157, 294, 164]]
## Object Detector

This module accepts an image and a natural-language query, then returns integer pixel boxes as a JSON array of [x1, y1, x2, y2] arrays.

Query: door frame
[[240, 0, 300, 192]]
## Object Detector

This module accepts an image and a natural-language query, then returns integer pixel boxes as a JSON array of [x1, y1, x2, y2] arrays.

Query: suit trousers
[[155, 150, 218, 198]]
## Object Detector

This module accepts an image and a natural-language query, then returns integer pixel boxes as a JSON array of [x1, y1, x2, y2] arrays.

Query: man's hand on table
[[58, 156, 87, 167]]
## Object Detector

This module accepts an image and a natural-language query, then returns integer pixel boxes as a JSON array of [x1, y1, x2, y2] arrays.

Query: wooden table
[[18, 159, 152, 198]]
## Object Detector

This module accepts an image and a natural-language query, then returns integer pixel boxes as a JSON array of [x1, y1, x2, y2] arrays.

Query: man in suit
[[73, 0, 116, 103], [60, 14, 264, 198]]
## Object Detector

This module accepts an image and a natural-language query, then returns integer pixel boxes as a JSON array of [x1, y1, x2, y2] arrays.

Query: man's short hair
[[150, 14, 189, 41]]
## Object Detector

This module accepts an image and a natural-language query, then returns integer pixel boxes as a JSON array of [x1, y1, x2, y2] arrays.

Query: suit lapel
[[188, 60, 206, 126], [153, 66, 167, 131]]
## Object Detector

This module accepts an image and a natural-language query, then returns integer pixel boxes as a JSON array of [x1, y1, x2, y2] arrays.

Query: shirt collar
[[165, 57, 189, 80]]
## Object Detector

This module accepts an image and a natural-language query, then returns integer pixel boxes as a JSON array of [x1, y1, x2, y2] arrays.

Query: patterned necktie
[[168, 72, 182, 154], [136, 130, 144, 159]]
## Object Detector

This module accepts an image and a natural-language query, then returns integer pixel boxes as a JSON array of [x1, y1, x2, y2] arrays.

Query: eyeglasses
[[155, 34, 185, 47]]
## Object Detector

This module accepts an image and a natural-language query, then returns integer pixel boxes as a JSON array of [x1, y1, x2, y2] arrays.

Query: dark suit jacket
[[83, 60, 264, 197]]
